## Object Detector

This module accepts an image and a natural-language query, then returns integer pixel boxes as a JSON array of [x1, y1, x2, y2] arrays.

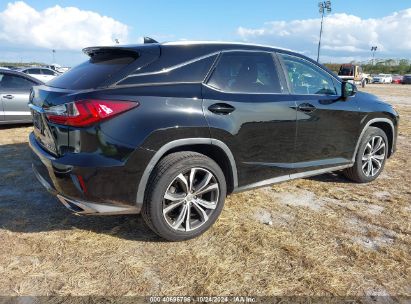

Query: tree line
[[0, 62, 44, 68], [2, 58, 411, 75], [324, 59, 411, 75]]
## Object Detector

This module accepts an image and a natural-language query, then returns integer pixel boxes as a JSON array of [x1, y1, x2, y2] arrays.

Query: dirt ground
[[0, 84, 410, 297]]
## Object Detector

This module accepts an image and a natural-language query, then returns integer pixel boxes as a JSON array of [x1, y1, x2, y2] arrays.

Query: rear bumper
[[29, 132, 151, 215], [32, 163, 138, 215]]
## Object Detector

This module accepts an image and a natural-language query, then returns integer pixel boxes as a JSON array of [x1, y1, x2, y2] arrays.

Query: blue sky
[[1, 0, 411, 66]]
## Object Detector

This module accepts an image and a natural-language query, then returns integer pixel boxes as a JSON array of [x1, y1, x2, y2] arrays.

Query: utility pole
[[52, 49, 56, 63], [317, 1, 331, 63], [371, 46, 377, 65]]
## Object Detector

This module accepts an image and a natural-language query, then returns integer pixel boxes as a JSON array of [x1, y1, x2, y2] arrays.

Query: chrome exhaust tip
[[56, 195, 139, 215]]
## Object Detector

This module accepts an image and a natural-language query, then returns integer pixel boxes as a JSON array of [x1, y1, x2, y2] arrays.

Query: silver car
[[0, 68, 43, 124]]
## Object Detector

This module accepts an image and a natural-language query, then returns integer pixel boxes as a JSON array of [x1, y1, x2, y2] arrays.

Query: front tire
[[142, 152, 227, 241], [343, 127, 388, 183]]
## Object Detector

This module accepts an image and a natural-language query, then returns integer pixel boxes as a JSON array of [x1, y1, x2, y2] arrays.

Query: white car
[[19, 67, 60, 82], [372, 74, 392, 84], [43, 64, 70, 74]]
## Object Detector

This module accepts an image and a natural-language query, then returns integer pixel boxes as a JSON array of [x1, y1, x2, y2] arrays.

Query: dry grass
[[0, 84, 410, 297]]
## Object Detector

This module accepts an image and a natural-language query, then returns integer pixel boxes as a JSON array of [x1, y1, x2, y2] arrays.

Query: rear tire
[[142, 152, 226, 241], [343, 127, 388, 183]]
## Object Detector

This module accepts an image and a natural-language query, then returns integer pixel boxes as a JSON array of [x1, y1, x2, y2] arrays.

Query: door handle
[[208, 103, 235, 115], [2, 94, 14, 99], [297, 103, 316, 113]]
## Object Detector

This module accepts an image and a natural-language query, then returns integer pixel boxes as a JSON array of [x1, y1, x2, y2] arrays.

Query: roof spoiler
[[82, 37, 159, 57], [82, 46, 141, 58]]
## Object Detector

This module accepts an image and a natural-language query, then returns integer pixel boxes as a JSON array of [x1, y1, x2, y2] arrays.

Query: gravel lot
[[0, 84, 410, 297]]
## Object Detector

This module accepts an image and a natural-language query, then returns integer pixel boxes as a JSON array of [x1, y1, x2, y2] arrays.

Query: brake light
[[45, 100, 138, 127]]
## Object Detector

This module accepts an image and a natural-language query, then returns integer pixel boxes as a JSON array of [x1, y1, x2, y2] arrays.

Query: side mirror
[[342, 81, 357, 99]]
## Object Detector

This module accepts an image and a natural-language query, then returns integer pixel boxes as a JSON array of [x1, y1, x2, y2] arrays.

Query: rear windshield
[[47, 52, 137, 90]]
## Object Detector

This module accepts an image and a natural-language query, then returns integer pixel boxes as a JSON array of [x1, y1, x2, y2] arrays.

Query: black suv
[[29, 41, 399, 241]]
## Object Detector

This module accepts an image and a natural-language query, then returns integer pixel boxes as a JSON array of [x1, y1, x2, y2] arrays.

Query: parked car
[[392, 75, 403, 84], [402, 74, 411, 84], [19, 67, 60, 82], [369, 74, 378, 82], [43, 64, 70, 74], [0, 68, 43, 124], [29, 41, 399, 241], [0, 65, 19, 70], [372, 73, 393, 83]]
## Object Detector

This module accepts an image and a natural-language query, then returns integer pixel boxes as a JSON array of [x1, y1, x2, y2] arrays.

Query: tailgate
[[29, 85, 73, 156], [29, 104, 58, 155]]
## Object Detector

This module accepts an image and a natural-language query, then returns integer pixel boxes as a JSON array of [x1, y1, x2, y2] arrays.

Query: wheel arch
[[135, 138, 238, 211], [353, 118, 395, 161]]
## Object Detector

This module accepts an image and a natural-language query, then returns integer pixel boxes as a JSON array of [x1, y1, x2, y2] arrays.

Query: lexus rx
[[29, 40, 399, 241]]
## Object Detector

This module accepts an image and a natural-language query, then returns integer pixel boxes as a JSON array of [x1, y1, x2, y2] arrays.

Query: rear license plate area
[[32, 109, 44, 133]]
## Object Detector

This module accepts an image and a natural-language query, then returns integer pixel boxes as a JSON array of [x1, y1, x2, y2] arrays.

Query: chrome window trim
[[113, 46, 342, 97], [108, 81, 203, 90], [203, 83, 338, 97], [116, 49, 280, 86], [203, 83, 286, 95], [119, 51, 221, 79]]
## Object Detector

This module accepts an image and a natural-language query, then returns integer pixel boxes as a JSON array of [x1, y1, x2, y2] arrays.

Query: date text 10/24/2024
[[149, 296, 257, 303]]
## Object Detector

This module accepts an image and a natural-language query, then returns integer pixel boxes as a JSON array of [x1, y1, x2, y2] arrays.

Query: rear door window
[[47, 52, 138, 90], [207, 52, 283, 93]]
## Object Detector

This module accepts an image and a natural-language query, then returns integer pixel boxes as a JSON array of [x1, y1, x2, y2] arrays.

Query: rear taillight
[[45, 99, 138, 127]]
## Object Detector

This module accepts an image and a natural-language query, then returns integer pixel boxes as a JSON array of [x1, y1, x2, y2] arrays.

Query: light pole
[[371, 46, 377, 65], [317, 1, 331, 63]]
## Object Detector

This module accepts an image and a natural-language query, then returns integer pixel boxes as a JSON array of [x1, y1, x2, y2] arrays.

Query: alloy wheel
[[162, 167, 220, 232], [361, 135, 386, 177]]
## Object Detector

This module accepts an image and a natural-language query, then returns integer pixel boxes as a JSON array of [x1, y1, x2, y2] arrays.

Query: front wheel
[[343, 127, 388, 183], [142, 152, 227, 241]]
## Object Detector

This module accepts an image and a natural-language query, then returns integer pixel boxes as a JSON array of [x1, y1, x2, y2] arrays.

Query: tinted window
[[41, 69, 56, 75], [47, 52, 138, 89], [27, 69, 41, 74], [118, 54, 217, 86], [280, 54, 338, 95], [338, 66, 353, 76], [207, 52, 282, 93], [0, 73, 35, 91]]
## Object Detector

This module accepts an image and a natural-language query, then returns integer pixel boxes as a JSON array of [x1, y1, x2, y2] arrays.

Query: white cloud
[[0, 1, 129, 50], [237, 9, 411, 60]]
